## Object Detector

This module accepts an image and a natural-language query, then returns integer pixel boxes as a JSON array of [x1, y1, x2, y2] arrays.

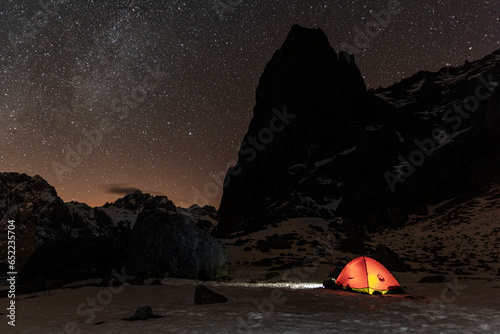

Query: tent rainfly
[[334, 256, 403, 295]]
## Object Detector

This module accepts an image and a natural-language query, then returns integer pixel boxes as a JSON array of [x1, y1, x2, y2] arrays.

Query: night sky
[[1, 0, 498, 208]]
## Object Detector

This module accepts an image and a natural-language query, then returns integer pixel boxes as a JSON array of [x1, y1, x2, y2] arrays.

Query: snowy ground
[[1, 185, 500, 333], [2, 276, 499, 334]]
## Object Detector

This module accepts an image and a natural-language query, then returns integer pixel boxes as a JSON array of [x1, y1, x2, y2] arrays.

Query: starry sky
[[0, 0, 498, 208]]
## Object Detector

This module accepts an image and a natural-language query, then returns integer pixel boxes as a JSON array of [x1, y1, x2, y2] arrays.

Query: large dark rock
[[194, 285, 228, 305], [133, 306, 154, 320], [122, 306, 162, 321], [216, 24, 500, 236], [18, 236, 128, 285], [177, 204, 219, 233], [266, 234, 292, 249], [128, 211, 228, 280], [337, 236, 366, 255]]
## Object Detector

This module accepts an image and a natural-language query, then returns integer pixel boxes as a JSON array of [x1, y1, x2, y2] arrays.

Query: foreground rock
[[194, 285, 228, 305], [217, 24, 385, 235], [128, 211, 228, 280], [122, 306, 162, 321]]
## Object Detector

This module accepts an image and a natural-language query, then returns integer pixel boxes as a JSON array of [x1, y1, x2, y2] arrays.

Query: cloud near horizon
[[101, 183, 164, 196], [102, 184, 143, 195]]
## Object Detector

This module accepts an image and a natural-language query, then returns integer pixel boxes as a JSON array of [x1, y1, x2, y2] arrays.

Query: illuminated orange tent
[[335, 256, 402, 295]]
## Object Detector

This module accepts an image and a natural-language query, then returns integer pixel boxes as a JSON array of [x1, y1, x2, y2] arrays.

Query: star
[[0, 0, 497, 207]]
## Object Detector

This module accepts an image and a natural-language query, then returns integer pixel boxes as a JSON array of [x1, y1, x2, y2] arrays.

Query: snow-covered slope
[[368, 183, 500, 277], [374, 51, 500, 114], [64, 191, 178, 238], [5, 276, 498, 334], [177, 204, 219, 232], [65, 191, 216, 237]]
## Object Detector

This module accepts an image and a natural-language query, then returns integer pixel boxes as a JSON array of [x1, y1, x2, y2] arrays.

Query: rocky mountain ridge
[[216, 24, 500, 236], [0, 172, 227, 286]]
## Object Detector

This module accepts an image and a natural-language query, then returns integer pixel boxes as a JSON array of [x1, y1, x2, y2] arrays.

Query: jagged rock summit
[[216, 24, 500, 236], [0, 172, 70, 269], [216, 24, 391, 235]]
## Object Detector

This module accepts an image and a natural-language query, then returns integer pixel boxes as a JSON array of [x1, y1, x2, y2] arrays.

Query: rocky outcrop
[[103, 190, 177, 213], [18, 236, 127, 286], [216, 24, 500, 236], [122, 306, 163, 321], [177, 204, 219, 232], [0, 172, 71, 269], [194, 285, 228, 305], [0, 172, 227, 287], [217, 24, 393, 235], [127, 210, 228, 280]]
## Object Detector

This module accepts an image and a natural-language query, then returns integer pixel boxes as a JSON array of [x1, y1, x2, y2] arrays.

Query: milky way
[[0, 0, 498, 207]]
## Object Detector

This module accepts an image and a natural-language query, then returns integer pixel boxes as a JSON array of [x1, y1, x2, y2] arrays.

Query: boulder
[[133, 306, 153, 320], [256, 240, 270, 252], [150, 279, 162, 286], [128, 211, 228, 280], [267, 234, 292, 249], [337, 236, 366, 254], [122, 306, 162, 321], [194, 285, 228, 305]]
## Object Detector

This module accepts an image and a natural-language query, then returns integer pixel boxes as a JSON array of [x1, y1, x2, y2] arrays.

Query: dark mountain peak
[[216, 28, 500, 237], [0, 171, 32, 184], [254, 25, 367, 122], [0, 172, 70, 269], [105, 190, 177, 213], [216, 25, 388, 236], [1, 172, 50, 190], [0, 172, 61, 205], [280, 24, 335, 59]]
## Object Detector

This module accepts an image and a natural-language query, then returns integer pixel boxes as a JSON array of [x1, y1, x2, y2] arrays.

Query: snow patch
[[322, 198, 342, 211], [339, 145, 356, 155], [365, 125, 382, 131]]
